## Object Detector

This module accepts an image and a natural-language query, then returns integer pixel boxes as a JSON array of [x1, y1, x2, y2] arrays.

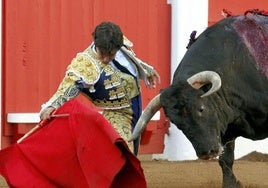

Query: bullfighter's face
[[96, 47, 118, 64]]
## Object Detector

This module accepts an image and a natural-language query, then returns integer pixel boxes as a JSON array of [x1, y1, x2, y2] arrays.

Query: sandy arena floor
[[139, 151, 268, 188], [0, 151, 267, 188]]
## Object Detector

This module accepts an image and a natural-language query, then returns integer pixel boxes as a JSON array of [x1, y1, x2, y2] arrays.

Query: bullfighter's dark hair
[[92, 21, 124, 55]]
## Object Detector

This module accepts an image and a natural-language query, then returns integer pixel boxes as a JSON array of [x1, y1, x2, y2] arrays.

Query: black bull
[[130, 12, 268, 188]]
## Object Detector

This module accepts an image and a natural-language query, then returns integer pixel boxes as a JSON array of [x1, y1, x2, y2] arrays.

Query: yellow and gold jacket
[[41, 37, 155, 111]]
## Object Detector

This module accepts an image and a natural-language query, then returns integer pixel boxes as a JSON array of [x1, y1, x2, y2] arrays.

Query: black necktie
[[112, 59, 133, 76]]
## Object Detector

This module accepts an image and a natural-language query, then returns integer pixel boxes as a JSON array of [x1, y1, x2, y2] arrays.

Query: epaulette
[[123, 36, 133, 47]]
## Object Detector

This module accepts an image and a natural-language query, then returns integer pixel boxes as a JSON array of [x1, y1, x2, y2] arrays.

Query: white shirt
[[113, 50, 137, 77]]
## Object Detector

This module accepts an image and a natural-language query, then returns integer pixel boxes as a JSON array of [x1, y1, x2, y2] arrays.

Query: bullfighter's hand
[[40, 106, 55, 120], [146, 69, 161, 88]]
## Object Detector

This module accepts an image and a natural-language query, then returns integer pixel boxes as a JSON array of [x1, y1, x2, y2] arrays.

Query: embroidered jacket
[[41, 37, 155, 111]]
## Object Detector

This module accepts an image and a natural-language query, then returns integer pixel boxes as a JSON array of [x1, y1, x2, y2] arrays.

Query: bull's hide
[[131, 10, 268, 188]]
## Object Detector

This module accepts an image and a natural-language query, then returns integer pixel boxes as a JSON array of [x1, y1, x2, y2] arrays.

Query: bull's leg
[[218, 140, 243, 188]]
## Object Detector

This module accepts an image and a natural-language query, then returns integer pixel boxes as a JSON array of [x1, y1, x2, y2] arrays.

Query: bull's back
[[232, 15, 268, 78]]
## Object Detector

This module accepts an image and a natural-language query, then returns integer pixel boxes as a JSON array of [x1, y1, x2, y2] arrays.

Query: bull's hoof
[[236, 180, 244, 188], [223, 180, 243, 188]]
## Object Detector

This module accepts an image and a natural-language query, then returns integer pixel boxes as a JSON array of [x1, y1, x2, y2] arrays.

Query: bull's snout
[[197, 144, 223, 160]]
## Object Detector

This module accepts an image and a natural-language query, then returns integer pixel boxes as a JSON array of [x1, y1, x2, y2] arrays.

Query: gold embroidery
[[74, 45, 139, 109], [84, 46, 106, 70], [102, 108, 134, 152], [110, 74, 121, 87], [103, 65, 114, 76], [103, 74, 120, 89], [119, 73, 139, 99], [109, 87, 125, 100], [51, 85, 80, 108], [89, 86, 96, 92], [92, 98, 130, 109], [67, 53, 101, 86]]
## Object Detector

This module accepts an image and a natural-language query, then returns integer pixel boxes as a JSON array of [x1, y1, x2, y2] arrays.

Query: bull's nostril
[[208, 149, 218, 156]]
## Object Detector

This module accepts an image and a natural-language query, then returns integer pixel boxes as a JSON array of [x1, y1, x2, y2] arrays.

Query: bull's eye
[[199, 105, 205, 113], [181, 106, 187, 116]]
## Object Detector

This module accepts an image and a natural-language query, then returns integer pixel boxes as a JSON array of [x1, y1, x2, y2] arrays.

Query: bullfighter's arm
[[121, 36, 161, 88], [136, 57, 161, 88], [40, 53, 100, 119]]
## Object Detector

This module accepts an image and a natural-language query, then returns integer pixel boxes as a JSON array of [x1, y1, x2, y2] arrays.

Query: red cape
[[0, 99, 146, 188]]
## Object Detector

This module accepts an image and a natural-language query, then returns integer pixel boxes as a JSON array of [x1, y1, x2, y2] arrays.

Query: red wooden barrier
[[2, 0, 171, 153]]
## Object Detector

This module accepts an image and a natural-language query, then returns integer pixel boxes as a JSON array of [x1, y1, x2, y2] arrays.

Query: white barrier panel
[[153, 124, 197, 161], [160, 0, 208, 161], [235, 137, 268, 159], [7, 113, 40, 123], [7, 111, 160, 124]]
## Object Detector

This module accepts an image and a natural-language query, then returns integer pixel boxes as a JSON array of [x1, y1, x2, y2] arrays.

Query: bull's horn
[[128, 94, 162, 142], [187, 71, 222, 98]]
